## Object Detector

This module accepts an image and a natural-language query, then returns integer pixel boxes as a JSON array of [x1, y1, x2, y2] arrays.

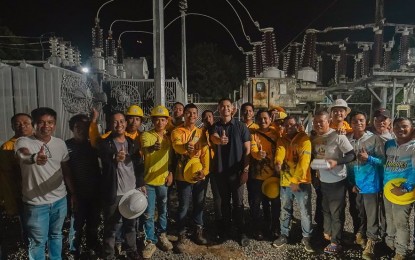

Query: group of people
[[0, 97, 414, 260]]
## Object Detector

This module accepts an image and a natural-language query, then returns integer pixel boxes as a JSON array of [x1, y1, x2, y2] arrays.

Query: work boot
[[355, 232, 367, 248], [157, 233, 173, 251], [362, 239, 375, 260], [393, 253, 406, 260], [142, 241, 156, 259], [194, 225, 208, 245], [176, 232, 190, 254], [126, 250, 143, 260]]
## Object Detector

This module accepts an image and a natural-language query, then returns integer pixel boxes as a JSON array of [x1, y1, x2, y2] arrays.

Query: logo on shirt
[[385, 160, 408, 172]]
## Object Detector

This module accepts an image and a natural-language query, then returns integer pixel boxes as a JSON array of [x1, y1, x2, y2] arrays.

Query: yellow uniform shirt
[[275, 132, 312, 187], [141, 130, 171, 186], [171, 126, 210, 182], [246, 122, 259, 134], [250, 129, 279, 180], [166, 117, 184, 134], [330, 121, 353, 134], [0, 137, 22, 215]]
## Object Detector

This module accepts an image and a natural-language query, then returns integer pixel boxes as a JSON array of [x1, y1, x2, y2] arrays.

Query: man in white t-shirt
[[14, 107, 75, 260], [311, 110, 355, 255]]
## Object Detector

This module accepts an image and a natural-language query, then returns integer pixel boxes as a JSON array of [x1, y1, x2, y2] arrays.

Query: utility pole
[[180, 0, 188, 104], [153, 0, 166, 106]]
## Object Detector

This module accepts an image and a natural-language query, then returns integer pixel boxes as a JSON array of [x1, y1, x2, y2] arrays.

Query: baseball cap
[[374, 108, 391, 118]]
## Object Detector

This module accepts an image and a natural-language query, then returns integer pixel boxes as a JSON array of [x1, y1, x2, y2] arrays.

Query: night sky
[[1, 0, 414, 62]]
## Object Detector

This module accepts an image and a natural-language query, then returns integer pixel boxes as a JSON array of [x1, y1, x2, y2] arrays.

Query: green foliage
[[0, 26, 41, 60], [167, 43, 244, 102]]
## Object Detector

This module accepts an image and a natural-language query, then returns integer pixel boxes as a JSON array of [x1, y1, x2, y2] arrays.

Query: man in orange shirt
[[328, 99, 353, 134]]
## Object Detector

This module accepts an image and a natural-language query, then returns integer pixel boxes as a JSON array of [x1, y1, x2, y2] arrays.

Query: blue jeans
[[280, 184, 313, 238], [23, 197, 67, 260], [176, 180, 207, 232], [143, 185, 168, 243]]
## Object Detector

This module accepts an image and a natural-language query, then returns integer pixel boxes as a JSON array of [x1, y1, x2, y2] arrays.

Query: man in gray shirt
[[311, 110, 355, 254], [97, 111, 145, 260]]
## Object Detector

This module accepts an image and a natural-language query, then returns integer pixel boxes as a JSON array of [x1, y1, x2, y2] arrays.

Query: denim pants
[[248, 178, 280, 231], [177, 180, 207, 232], [143, 184, 168, 243], [355, 193, 379, 240], [280, 184, 313, 238], [383, 196, 413, 256], [23, 196, 67, 260], [68, 197, 101, 254], [320, 180, 346, 244], [214, 172, 246, 234], [103, 196, 137, 258]]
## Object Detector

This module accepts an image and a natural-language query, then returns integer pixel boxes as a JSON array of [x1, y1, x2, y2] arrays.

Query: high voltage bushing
[[339, 45, 347, 78], [373, 29, 383, 69], [74, 47, 81, 67], [362, 44, 370, 77], [252, 42, 263, 76], [332, 55, 340, 84], [92, 24, 103, 49], [399, 28, 410, 69], [244, 52, 254, 78], [67, 46, 75, 66], [354, 53, 363, 80], [286, 43, 301, 77], [105, 36, 116, 58], [49, 37, 59, 57], [301, 31, 317, 69], [260, 28, 278, 69], [317, 56, 323, 83], [116, 44, 124, 64], [383, 41, 393, 70]]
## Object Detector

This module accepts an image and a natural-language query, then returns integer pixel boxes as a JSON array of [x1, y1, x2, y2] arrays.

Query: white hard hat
[[118, 189, 148, 219]]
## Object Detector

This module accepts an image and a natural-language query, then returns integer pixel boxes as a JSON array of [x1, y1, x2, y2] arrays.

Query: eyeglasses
[[43, 144, 52, 158]]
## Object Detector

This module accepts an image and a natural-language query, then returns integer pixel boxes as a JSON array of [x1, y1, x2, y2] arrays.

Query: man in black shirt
[[209, 98, 251, 246], [66, 114, 101, 258]]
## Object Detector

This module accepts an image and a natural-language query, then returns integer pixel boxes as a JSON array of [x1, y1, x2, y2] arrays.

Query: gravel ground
[[2, 182, 414, 259]]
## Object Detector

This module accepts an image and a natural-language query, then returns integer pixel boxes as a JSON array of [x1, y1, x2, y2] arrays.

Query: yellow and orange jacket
[[329, 120, 353, 134], [171, 126, 209, 182], [89, 121, 141, 147], [275, 132, 312, 187], [250, 128, 279, 180]]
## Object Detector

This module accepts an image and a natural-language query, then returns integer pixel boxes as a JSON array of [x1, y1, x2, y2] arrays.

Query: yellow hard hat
[[262, 177, 280, 199], [126, 105, 144, 117], [384, 178, 415, 205], [150, 106, 169, 117], [183, 158, 203, 184]]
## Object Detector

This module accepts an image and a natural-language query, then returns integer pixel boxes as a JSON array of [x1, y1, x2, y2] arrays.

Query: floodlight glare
[[81, 67, 90, 73]]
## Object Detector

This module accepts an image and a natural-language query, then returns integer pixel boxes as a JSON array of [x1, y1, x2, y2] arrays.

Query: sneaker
[[355, 232, 367, 248], [240, 233, 250, 247], [176, 232, 190, 254], [272, 235, 288, 248], [142, 241, 156, 259], [157, 233, 173, 251], [361, 238, 375, 260], [302, 237, 315, 253]]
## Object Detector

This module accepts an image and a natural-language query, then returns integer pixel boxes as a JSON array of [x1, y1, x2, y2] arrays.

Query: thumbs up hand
[[185, 141, 195, 153], [358, 146, 368, 163], [36, 145, 48, 165], [153, 137, 162, 151], [220, 130, 228, 145], [259, 144, 267, 159], [116, 146, 126, 162]]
